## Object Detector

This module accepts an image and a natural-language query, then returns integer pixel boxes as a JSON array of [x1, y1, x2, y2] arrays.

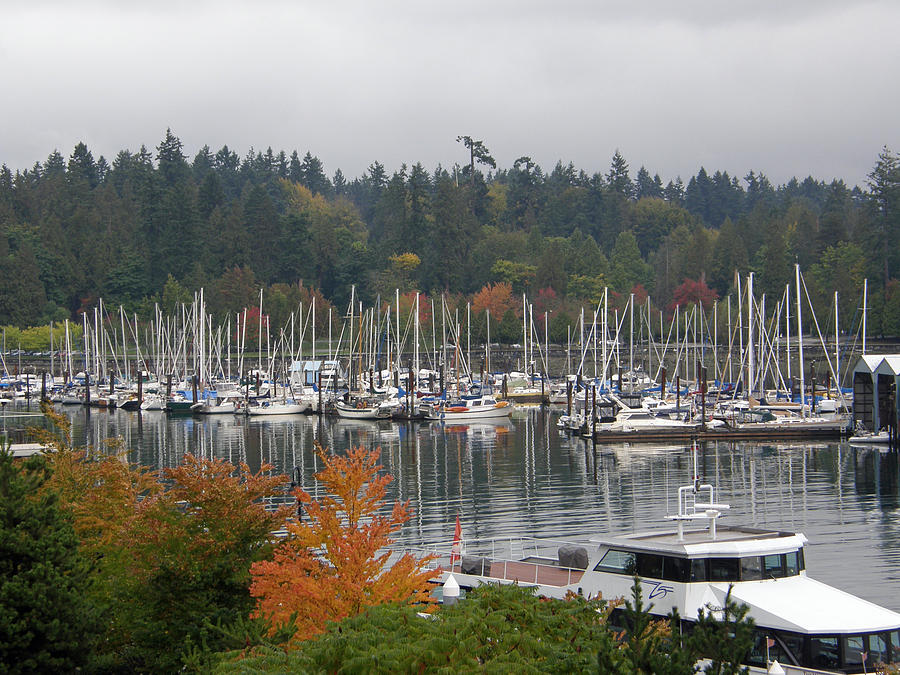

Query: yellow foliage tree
[[249, 443, 435, 643], [389, 252, 421, 273]]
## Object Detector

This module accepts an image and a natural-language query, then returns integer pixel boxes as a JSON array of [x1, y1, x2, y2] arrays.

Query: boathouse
[[851, 354, 900, 433], [289, 360, 345, 389]]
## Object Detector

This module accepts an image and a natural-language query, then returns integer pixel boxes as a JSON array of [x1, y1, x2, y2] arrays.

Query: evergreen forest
[[2, 131, 899, 338]]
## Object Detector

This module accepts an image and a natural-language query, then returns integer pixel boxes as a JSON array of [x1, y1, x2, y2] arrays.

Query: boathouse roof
[[853, 354, 886, 374], [877, 355, 900, 376]]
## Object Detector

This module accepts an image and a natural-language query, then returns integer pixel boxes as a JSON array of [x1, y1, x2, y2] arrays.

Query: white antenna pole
[[796, 264, 806, 418]]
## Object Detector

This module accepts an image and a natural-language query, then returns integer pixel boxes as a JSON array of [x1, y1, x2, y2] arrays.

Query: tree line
[[1, 132, 899, 337]]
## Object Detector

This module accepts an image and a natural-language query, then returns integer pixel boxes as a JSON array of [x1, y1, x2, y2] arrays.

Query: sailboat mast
[[785, 284, 792, 383], [862, 278, 868, 355], [747, 273, 755, 398], [834, 291, 839, 394]]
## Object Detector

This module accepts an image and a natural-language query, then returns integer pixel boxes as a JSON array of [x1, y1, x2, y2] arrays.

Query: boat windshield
[[595, 548, 805, 583]]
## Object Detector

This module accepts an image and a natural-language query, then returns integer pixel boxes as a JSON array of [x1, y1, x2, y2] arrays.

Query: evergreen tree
[[608, 230, 647, 292], [67, 142, 98, 189], [456, 135, 496, 187], [0, 451, 97, 673], [867, 146, 900, 288], [242, 184, 281, 283], [634, 166, 661, 200], [709, 217, 748, 294], [607, 150, 633, 199], [192, 144, 214, 182], [300, 151, 331, 197], [288, 150, 303, 183], [664, 176, 685, 205], [685, 167, 713, 223], [156, 128, 189, 187], [332, 168, 346, 195], [817, 180, 850, 252], [688, 586, 755, 674]]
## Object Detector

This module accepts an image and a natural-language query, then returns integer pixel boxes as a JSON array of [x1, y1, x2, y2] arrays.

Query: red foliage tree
[[669, 278, 719, 313]]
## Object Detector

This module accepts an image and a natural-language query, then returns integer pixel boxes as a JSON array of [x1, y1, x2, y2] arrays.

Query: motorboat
[[139, 393, 166, 411], [334, 395, 381, 420], [848, 421, 891, 445], [424, 394, 513, 422], [413, 445, 900, 674]]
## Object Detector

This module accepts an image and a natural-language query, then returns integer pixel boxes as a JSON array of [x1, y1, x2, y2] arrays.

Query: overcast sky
[[2, 1, 897, 188]]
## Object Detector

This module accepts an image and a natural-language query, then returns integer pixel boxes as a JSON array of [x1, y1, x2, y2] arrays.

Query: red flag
[[766, 638, 775, 649], [450, 515, 462, 566], [861, 652, 868, 662]]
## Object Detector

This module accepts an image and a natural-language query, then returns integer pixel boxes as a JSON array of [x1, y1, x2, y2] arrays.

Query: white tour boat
[[415, 446, 900, 674]]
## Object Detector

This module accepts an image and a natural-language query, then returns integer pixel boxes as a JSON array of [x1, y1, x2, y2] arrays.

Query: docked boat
[[334, 395, 381, 420], [139, 393, 166, 411], [848, 421, 891, 445], [712, 403, 850, 439], [415, 446, 900, 674], [245, 398, 309, 415], [424, 394, 513, 422], [191, 395, 241, 415], [165, 393, 195, 415]]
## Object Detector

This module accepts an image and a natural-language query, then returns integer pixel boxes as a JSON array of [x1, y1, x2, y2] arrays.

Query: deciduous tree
[[250, 444, 435, 643]]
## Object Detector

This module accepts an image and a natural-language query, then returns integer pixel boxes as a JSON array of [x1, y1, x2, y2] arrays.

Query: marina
[[7, 398, 900, 624]]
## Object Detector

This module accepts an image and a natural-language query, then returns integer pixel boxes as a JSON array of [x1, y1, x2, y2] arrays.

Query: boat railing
[[745, 664, 842, 675], [403, 536, 590, 588]]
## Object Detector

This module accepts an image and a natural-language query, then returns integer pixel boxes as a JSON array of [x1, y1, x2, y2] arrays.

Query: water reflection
[[9, 400, 900, 612]]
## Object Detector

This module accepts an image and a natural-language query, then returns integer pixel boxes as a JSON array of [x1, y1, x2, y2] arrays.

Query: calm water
[[7, 401, 900, 613]]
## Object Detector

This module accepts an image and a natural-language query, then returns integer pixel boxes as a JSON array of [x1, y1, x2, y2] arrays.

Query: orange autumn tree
[[116, 455, 293, 672], [250, 443, 435, 642], [471, 281, 519, 320], [32, 401, 162, 555]]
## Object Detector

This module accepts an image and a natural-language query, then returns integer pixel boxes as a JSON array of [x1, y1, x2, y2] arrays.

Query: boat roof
[[590, 525, 807, 557], [691, 576, 900, 634]]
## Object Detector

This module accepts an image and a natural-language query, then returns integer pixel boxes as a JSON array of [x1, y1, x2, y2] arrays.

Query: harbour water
[[8, 401, 900, 613]]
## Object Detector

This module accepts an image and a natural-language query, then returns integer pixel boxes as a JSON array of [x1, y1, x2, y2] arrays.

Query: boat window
[[810, 636, 840, 670], [740, 556, 762, 581], [664, 556, 691, 583], [747, 631, 768, 667], [690, 558, 707, 582], [844, 635, 865, 669], [762, 554, 785, 579], [784, 551, 800, 576], [595, 549, 636, 574], [709, 558, 739, 582], [797, 547, 805, 571], [869, 633, 888, 666], [891, 630, 900, 661], [780, 633, 804, 666], [637, 553, 664, 579]]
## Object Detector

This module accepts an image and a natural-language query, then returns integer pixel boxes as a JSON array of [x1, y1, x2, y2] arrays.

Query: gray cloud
[[2, 1, 897, 187]]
